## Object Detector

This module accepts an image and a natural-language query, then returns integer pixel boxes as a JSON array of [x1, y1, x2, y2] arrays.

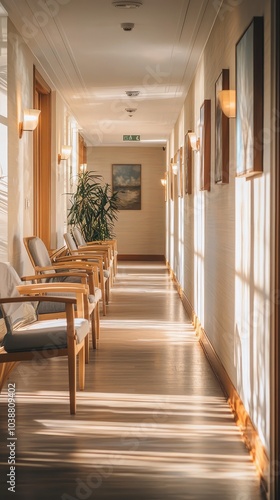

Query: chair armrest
[[16, 283, 89, 318], [56, 252, 109, 270], [16, 282, 89, 295], [21, 271, 88, 282], [0, 295, 77, 305]]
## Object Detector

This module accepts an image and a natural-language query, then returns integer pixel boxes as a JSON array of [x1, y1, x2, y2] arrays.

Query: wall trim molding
[[169, 267, 269, 496], [118, 254, 165, 261]]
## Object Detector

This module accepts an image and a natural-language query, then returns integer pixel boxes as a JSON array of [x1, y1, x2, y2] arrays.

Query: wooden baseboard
[[198, 325, 269, 496], [175, 284, 269, 496], [118, 254, 165, 261]]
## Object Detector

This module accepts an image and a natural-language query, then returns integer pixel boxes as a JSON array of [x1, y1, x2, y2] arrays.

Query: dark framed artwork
[[200, 99, 211, 191], [179, 146, 183, 197], [112, 164, 141, 210], [215, 69, 229, 184], [184, 130, 192, 195], [236, 16, 264, 177]]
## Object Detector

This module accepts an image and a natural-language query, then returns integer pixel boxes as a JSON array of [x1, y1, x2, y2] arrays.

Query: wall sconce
[[188, 132, 200, 152], [160, 178, 167, 186], [218, 90, 236, 118], [172, 163, 178, 175], [19, 109, 41, 138], [58, 145, 72, 164], [80, 163, 87, 173]]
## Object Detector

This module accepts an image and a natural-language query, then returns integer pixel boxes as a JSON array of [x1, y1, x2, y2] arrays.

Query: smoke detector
[[126, 90, 140, 97], [112, 1, 143, 8], [121, 22, 134, 31]]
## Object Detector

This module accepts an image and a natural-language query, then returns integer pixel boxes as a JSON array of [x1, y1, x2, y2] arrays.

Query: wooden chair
[[23, 236, 101, 350], [0, 262, 89, 414], [72, 226, 118, 279], [62, 232, 111, 315]]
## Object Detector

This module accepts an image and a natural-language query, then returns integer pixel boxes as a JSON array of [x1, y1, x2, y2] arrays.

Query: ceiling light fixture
[[112, 1, 143, 8], [121, 22, 134, 31], [125, 108, 137, 117], [125, 90, 140, 97]]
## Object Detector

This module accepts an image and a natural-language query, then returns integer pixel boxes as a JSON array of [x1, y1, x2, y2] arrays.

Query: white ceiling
[[1, 0, 221, 146]]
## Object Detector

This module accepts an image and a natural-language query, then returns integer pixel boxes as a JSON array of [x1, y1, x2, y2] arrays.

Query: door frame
[[33, 67, 52, 248]]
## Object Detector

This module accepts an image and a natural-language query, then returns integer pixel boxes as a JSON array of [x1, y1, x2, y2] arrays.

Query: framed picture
[[215, 69, 229, 184], [236, 16, 264, 177], [112, 164, 141, 210], [184, 130, 192, 195], [200, 99, 211, 191], [178, 146, 183, 197]]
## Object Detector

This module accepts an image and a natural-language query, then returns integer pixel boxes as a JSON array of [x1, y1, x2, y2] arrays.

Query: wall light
[[172, 163, 178, 175], [188, 132, 200, 152], [80, 163, 87, 173], [58, 145, 72, 164], [161, 178, 167, 186], [218, 90, 236, 118], [19, 109, 41, 138]]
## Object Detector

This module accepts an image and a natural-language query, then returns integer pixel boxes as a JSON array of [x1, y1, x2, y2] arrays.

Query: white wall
[[7, 20, 35, 274], [6, 20, 78, 273], [0, 12, 7, 262], [87, 146, 166, 256], [166, 0, 272, 454]]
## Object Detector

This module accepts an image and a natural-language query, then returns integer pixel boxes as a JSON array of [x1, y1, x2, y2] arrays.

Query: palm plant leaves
[[67, 171, 119, 241]]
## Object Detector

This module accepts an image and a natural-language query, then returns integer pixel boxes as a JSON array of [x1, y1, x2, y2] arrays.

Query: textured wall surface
[[167, 0, 271, 453], [87, 146, 166, 256]]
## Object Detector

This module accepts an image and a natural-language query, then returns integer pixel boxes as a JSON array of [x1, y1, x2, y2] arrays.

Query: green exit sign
[[123, 135, 140, 141]]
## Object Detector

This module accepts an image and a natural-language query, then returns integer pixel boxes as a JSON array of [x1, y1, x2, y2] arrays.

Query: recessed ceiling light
[[125, 107, 137, 117], [112, 1, 143, 8], [121, 22, 134, 31], [126, 90, 140, 97]]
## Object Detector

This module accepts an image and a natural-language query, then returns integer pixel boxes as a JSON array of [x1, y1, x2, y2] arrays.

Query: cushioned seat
[[3, 317, 89, 352]]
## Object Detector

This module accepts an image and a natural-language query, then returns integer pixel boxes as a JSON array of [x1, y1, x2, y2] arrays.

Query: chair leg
[[85, 334, 89, 363], [96, 304, 100, 340], [68, 345, 77, 415], [0, 362, 18, 392], [91, 310, 97, 349], [106, 279, 110, 305], [99, 274, 106, 316], [78, 345, 85, 391]]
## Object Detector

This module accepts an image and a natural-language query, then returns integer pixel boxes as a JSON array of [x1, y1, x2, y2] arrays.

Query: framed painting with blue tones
[[112, 164, 141, 210]]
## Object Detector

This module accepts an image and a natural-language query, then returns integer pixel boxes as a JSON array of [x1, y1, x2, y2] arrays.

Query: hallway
[[0, 262, 263, 500]]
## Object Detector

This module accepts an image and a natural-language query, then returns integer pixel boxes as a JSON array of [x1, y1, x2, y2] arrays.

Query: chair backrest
[[72, 227, 86, 246], [24, 236, 52, 271], [0, 262, 37, 333], [64, 232, 78, 253]]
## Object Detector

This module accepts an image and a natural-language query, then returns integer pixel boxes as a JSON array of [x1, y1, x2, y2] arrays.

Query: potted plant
[[67, 171, 119, 242]]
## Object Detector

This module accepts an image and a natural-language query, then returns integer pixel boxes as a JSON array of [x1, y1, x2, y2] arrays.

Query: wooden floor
[[0, 262, 264, 499]]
